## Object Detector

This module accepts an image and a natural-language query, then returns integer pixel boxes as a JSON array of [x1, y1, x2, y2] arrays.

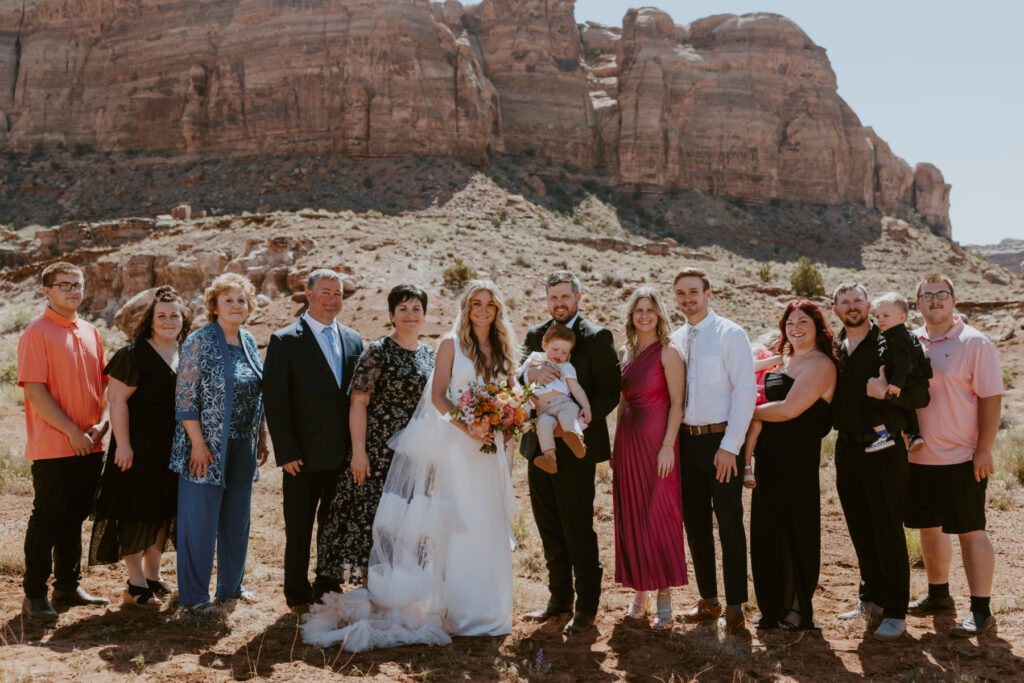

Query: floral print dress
[[318, 336, 436, 584]]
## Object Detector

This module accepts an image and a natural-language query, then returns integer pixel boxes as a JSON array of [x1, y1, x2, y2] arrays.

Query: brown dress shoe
[[720, 605, 745, 633], [682, 598, 722, 623]]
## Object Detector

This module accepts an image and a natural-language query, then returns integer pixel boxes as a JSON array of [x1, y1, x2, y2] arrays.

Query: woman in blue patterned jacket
[[171, 273, 269, 613]]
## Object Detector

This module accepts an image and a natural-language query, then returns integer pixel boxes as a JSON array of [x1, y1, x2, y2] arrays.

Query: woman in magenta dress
[[613, 286, 687, 629]]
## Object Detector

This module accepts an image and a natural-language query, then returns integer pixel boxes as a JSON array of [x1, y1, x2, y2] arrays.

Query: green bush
[[443, 257, 476, 290], [790, 256, 825, 297], [758, 262, 772, 284]]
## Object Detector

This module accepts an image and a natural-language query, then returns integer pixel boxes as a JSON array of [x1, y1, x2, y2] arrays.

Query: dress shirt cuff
[[176, 410, 200, 421], [719, 436, 743, 457]]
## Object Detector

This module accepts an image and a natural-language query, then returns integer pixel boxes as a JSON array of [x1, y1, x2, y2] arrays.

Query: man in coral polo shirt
[[17, 262, 111, 621], [905, 273, 1003, 637]]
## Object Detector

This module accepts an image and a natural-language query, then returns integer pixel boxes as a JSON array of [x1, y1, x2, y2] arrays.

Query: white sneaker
[[839, 601, 883, 620], [864, 435, 895, 453], [873, 618, 906, 642]]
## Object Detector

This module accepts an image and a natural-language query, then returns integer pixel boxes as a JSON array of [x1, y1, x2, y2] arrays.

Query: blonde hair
[[623, 286, 672, 360], [873, 291, 909, 314], [203, 273, 257, 322], [456, 280, 518, 382]]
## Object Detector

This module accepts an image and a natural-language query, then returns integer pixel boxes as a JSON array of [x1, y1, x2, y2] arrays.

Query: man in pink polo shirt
[[17, 262, 111, 621], [905, 273, 1003, 637]]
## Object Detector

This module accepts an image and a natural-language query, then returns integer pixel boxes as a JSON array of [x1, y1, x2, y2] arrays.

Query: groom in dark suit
[[263, 268, 364, 613], [520, 271, 620, 635]]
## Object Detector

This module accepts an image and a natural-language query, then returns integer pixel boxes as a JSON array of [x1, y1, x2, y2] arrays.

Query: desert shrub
[[758, 263, 772, 284], [362, 176, 374, 189], [2, 309, 34, 334], [601, 273, 624, 288], [0, 448, 31, 495], [443, 257, 476, 289], [790, 256, 825, 297], [572, 214, 585, 226], [512, 254, 532, 268], [1002, 366, 1015, 389], [0, 363, 16, 385], [993, 425, 1024, 485]]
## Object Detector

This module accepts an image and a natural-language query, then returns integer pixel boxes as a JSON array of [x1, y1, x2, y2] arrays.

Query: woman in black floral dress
[[319, 284, 435, 584]]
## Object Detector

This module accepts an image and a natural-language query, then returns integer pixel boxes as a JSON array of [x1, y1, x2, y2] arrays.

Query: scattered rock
[[523, 175, 546, 196], [983, 269, 1009, 285], [171, 204, 192, 221], [883, 217, 911, 241]]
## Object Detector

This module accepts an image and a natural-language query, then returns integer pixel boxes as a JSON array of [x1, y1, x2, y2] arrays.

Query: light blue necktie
[[323, 326, 342, 387]]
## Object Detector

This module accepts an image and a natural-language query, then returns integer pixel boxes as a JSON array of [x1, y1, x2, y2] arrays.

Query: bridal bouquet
[[448, 380, 536, 454]]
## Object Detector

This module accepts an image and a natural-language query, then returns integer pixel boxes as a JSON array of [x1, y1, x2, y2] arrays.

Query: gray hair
[[832, 281, 868, 305], [546, 270, 580, 295], [873, 291, 909, 314], [306, 268, 343, 290]]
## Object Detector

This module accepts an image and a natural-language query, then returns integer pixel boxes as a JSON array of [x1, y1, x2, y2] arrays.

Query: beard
[[841, 309, 866, 327], [551, 306, 577, 324]]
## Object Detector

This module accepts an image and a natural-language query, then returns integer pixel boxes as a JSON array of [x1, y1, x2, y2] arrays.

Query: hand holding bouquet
[[448, 380, 536, 454]]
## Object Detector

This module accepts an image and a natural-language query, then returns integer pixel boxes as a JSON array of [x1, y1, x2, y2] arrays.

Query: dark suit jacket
[[519, 316, 620, 467], [263, 317, 364, 471]]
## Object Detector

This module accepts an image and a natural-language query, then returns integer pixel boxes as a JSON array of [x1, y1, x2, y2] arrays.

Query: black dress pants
[[23, 453, 103, 599], [528, 461, 602, 614], [679, 431, 748, 605], [835, 436, 909, 619], [282, 466, 341, 607]]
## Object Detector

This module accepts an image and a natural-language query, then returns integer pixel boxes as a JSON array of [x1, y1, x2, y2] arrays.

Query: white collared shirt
[[303, 311, 341, 384], [669, 308, 756, 455]]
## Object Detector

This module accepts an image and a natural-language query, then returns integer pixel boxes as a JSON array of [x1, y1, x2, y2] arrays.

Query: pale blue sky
[[574, 0, 1021, 245]]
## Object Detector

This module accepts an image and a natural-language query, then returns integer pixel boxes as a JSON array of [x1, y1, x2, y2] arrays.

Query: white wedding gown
[[301, 337, 516, 651]]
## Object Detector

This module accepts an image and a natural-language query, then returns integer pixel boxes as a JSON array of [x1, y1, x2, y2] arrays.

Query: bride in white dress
[[302, 281, 519, 651]]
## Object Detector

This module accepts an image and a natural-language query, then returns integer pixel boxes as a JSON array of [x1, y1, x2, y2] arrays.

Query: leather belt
[[681, 422, 728, 436]]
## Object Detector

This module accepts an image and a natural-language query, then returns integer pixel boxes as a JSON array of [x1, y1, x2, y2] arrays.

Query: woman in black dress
[[319, 284, 436, 584], [749, 299, 837, 630], [89, 286, 191, 608]]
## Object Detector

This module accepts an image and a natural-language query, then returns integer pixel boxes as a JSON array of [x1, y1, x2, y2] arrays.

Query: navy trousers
[[176, 438, 256, 607]]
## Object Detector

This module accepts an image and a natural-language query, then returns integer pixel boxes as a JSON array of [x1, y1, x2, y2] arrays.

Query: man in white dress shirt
[[670, 268, 756, 632]]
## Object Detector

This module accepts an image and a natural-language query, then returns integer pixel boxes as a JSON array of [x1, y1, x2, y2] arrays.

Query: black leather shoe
[[950, 612, 997, 637], [907, 593, 955, 616], [523, 602, 572, 622], [22, 597, 58, 622], [563, 611, 595, 635], [52, 586, 110, 607]]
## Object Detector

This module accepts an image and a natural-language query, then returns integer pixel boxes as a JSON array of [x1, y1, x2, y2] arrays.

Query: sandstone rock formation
[[0, 1, 951, 234], [969, 239, 1024, 276]]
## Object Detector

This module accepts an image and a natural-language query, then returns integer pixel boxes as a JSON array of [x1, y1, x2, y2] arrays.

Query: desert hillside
[[0, 162, 1023, 681]]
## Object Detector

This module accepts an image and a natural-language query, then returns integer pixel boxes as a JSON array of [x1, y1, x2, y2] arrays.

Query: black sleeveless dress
[[88, 341, 179, 565], [750, 371, 831, 629]]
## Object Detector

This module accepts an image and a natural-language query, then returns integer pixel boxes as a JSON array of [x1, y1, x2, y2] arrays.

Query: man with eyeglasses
[[17, 262, 111, 621], [905, 273, 1002, 637], [831, 282, 930, 642]]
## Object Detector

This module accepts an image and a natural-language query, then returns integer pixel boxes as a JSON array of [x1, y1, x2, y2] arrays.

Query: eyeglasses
[[919, 291, 951, 302], [52, 282, 83, 292]]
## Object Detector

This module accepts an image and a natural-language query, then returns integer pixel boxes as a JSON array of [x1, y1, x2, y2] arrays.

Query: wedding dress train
[[301, 337, 516, 651]]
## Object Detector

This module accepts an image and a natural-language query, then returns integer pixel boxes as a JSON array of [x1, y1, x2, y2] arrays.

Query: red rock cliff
[[0, 0, 951, 235]]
